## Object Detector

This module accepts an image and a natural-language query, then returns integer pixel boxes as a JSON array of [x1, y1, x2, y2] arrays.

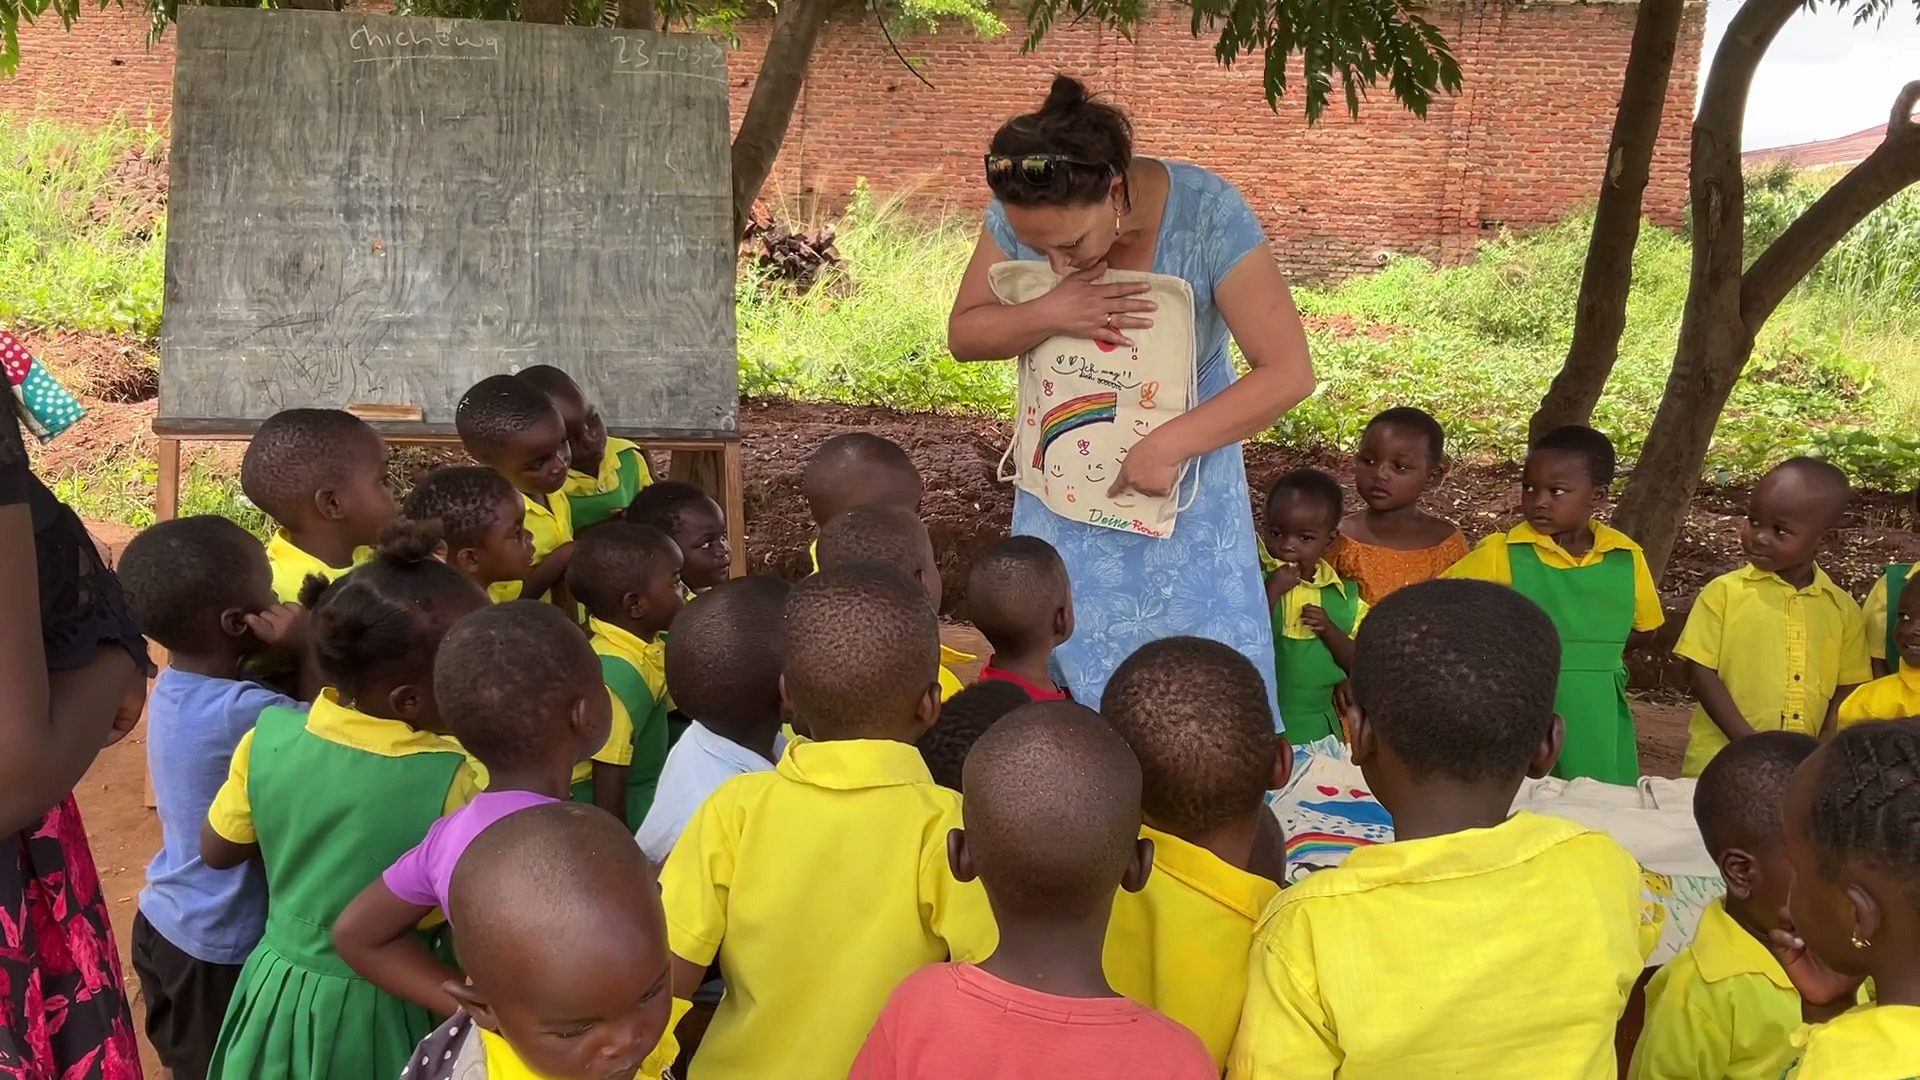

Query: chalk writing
[[349, 22, 500, 63], [610, 34, 726, 81]]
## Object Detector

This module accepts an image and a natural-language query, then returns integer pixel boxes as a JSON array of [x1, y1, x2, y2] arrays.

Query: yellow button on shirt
[[1104, 826, 1281, 1069], [1228, 812, 1660, 1080], [1274, 560, 1369, 640], [659, 738, 996, 1080], [1784, 1004, 1920, 1079], [1627, 897, 1800, 1080], [265, 530, 367, 604], [1674, 565, 1872, 776], [490, 490, 574, 603], [1441, 521, 1666, 633], [1838, 666, 1920, 729], [477, 998, 687, 1080]]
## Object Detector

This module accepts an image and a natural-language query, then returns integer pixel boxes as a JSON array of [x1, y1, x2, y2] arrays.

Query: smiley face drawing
[[1049, 464, 1065, 479], [1064, 483, 1078, 504], [1108, 453, 1138, 509], [1084, 460, 1108, 486], [1132, 418, 1155, 437], [1050, 356, 1079, 376]]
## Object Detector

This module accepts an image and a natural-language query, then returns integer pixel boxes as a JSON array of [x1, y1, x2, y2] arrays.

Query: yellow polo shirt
[[1862, 572, 1898, 663], [1838, 666, 1920, 728], [1274, 560, 1369, 639], [1104, 826, 1281, 1068], [1627, 897, 1799, 1080], [208, 690, 479, 842], [489, 489, 574, 603], [577, 617, 669, 783], [1442, 521, 1665, 632], [560, 437, 653, 499], [265, 530, 366, 604], [1784, 1004, 1920, 1079], [660, 738, 996, 1080], [1674, 565, 1872, 776], [1228, 812, 1660, 1080], [476, 998, 686, 1079]]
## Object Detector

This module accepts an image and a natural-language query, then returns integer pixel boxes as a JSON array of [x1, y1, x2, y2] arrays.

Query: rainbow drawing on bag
[[1031, 392, 1116, 468]]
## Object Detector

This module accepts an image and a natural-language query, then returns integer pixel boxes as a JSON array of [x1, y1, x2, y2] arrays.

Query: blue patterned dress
[[985, 162, 1282, 727]]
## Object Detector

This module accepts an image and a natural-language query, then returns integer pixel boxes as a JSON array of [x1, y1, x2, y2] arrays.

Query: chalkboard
[[159, 8, 737, 439]]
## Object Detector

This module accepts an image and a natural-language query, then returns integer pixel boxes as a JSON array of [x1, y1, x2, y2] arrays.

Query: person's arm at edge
[[522, 541, 575, 601], [946, 229, 1156, 363], [201, 819, 259, 870], [1688, 662, 1757, 743], [334, 879, 461, 1015], [592, 762, 629, 827]]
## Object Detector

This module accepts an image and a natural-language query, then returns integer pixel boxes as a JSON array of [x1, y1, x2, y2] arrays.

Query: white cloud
[[1699, 0, 1920, 150]]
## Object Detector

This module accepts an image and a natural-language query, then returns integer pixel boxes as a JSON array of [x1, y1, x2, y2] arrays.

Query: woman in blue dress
[[948, 75, 1315, 724]]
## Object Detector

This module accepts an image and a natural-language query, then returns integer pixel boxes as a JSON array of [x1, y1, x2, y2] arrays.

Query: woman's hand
[[1041, 262, 1157, 347], [1108, 429, 1181, 499], [102, 670, 149, 748]]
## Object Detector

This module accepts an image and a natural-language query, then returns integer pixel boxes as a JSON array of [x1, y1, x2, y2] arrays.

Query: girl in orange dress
[[1329, 408, 1467, 603]]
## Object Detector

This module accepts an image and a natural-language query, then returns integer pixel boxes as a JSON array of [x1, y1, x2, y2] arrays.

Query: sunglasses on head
[[984, 153, 1108, 186]]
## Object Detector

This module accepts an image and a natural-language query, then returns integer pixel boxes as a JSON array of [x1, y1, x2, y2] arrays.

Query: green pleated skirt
[[209, 943, 440, 1080]]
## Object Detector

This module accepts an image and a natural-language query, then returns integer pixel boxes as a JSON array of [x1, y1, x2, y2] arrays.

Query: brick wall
[[2, 1, 1704, 279]]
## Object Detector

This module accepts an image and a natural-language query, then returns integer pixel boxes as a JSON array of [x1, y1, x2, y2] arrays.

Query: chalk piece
[[346, 403, 426, 423]]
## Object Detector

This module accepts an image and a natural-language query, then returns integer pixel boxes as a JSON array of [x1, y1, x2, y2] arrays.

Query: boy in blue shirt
[[118, 515, 309, 1080]]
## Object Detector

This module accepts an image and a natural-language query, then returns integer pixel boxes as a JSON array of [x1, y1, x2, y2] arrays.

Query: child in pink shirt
[[851, 702, 1215, 1079]]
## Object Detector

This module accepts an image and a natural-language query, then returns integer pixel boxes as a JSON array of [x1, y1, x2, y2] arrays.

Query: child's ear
[[444, 978, 501, 1031], [1846, 882, 1884, 948], [1821, 527, 1840, 552], [313, 485, 345, 524], [1529, 715, 1567, 779], [911, 686, 941, 741], [450, 544, 482, 575], [1347, 707, 1377, 767], [567, 693, 599, 744], [388, 684, 424, 721], [1270, 738, 1294, 791], [946, 828, 977, 883], [219, 607, 254, 640], [622, 590, 646, 622], [1121, 835, 1155, 894], [1718, 848, 1759, 900]]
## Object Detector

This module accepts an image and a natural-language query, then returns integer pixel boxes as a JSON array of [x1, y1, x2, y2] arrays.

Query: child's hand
[[1265, 566, 1302, 610], [1769, 910, 1866, 1010], [1301, 604, 1331, 633], [246, 604, 309, 651]]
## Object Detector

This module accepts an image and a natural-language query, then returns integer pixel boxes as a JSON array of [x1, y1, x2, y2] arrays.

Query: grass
[[5, 118, 1920, 529]]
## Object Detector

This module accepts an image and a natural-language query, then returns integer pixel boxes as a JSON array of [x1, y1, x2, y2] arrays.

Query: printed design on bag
[[1031, 392, 1117, 468]]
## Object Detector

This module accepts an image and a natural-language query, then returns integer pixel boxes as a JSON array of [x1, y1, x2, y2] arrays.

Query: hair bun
[[1040, 75, 1090, 115], [375, 518, 446, 568]]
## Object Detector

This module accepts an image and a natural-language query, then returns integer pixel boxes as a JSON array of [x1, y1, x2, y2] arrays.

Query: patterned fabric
[[986, 162, 1280, 718], [0, 333, 85, 443]]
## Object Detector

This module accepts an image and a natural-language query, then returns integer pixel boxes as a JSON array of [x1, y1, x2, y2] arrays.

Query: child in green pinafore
[[1861, 486, 1920, 678], [1445, 426, 1665, 785], [519, 364, 655, 531], [200, 523, 493, 1080], [1262, 469, 1367, 743]]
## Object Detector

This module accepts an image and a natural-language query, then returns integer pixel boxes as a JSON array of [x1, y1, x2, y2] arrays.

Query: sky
[[1700, 0, 1920, 150]]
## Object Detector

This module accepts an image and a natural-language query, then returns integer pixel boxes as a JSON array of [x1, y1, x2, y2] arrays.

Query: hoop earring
[[1851, 930, 1872, 949]]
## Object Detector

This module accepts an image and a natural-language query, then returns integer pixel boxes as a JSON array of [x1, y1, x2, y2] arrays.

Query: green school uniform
[[1270, 561, 1365, 744], [560, 438, 652, 530], [572, 618, 674, 826], [1883, 563, 1911, 664], [208, 697, 474, 1080], [1509, 545, 1640, 785]]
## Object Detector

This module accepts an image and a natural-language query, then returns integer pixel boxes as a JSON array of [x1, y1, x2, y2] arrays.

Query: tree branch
[[875, 10, 934, 89], [1740, 80, 1920, 328]]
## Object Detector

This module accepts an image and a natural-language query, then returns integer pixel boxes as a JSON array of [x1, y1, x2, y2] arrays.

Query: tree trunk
[[1616, 0, 1920, 579], [1528, 0, 1685, 440], [614, 0, 655, 31], [728, 0, 833, 240], [519, 0, 569, 23]]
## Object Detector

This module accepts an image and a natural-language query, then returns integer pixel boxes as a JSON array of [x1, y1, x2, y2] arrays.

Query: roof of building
[[1745, 114, 1916, 169]]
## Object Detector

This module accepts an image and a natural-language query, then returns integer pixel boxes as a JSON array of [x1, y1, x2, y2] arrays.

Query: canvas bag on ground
[[988, 262, 1199, 539]]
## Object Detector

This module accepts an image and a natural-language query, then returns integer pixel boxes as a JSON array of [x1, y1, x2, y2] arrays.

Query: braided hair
[[1808, 717, 1920, 897]]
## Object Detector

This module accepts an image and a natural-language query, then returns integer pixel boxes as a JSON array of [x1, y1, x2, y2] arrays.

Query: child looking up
[[1857, 485, 1919, 678], [802, 433, 922, 572], [1332, 407, 1467, 603], [1769, 718, 1920, 1077], [1445, 425, 1663, 784], [201, 524, 490, 1080], [968, 536, 1073, 700], [519, 364, 654, 530], [456, 375, 575, 604], [401, 803, 682, 1080], [916, 680, 1032, 792], [659, 565, 996, 1080], [1230, 580, 1661, 1080], [333, 600, 612, 1017], [1839, 579, 1920, 727], [1102, 636, 1289, 1068], [1264, 468, 1366, 743], [637, 575, 791, 864], [402, 467, 534, 597], [852, 702, 1215, 1080], [120, 517, 307, 1080], [1675, 458, 1869, 776], [568, 522, 685, 828], [627, 480, 732, 592], [241, 408, 398, 602], [816, 502, 973, 701], [1629, 731, 1816, 1080]]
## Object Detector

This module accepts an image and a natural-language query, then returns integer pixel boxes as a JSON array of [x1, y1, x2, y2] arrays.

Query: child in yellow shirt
[[816, 502, 974, 701], [658, 565, 996, 1080], [400, 803, 683, 1080], [1770, 718, 1920, 1079], [1629, 731, 1817, 1080], [1229, 579, 1660, 1080], [240, 408, 399, 603], [1102, 636, 1290, 1070], [456, 374, 577, 605], [627, 480, 732, 593], [518, 364, 655, 530], [802, 432, 922, 573], [1444, 425, 1662, 784], [568, 522, 685, 829], [1674, 458, 1870, 777], [1264, 468, 1366, 743], [401, 467, 534, 598], [1838, 579, 1920, 727]]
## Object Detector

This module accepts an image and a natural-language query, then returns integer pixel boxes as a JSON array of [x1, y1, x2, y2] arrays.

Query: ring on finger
[[1103, 313, 1115, 328]]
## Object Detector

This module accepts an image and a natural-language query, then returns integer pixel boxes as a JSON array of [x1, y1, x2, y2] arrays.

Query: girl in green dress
[[201, 523, 492, 1080], [1263, 469, 1366, 743]]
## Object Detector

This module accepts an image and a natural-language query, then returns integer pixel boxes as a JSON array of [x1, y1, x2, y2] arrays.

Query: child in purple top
[[333, 601, 613, 1014]]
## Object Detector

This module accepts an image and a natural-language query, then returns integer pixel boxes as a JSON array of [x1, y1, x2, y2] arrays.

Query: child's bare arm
[[199, 819, 259, 871], [592, 762, 629, 828], [1626, 629, 1659, 652], [1819, 686, 1859, 740], [1264, 566, 1301, 612], [333, 880, 461, 1015], [1687, 661, 1757, 743], [670, 953, 709, 1003], [520, 540, 577, 601], [1301, 606, 1355, 671]]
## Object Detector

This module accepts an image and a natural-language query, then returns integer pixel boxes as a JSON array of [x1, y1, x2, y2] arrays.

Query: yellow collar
[[523, 489, 563, 523], [307, 689, 465, 759], [1506, 520, 1639, 562], [588, 616, 658, 661], [266, 529, 357, 574], [1898, 665, 1920, 692], [1690, 897, 1793, 989], [776, 738, 937, 792], [477, 998, 685, 1080], [561, 437, 641, 496], [941, 643, 977, 666], [1734, 562, 1847, 600], [1290, 559, 1345, 592], [1140, 825, 1280, 920]]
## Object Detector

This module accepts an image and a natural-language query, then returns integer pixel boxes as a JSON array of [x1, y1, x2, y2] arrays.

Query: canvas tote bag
[[988, 261, 1199, 539]]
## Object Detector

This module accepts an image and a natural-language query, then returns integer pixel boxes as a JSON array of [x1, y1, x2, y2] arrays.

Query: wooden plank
[[155, 437, 181, 522]]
